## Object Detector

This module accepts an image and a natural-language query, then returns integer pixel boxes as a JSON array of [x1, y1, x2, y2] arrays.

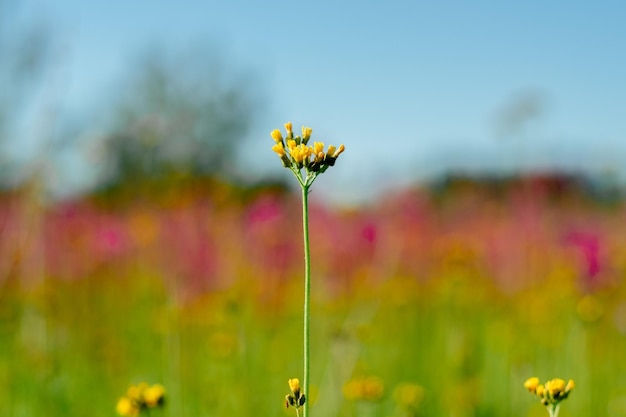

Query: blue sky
[[9, 1, 626, 203]]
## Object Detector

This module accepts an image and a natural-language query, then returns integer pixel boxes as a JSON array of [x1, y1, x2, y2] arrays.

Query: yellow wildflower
[[286, 378, 305, 409], [272, 142, 286, 157], [343, 376, 384, 402], [331, 144, 345, 158], [524, 377, 540, 393], [270, 129, 283, 143], [536, 384, 545, 397], [284, 122, 293, 134], [126, 382, 148, 402], [545, 378, 565, 397], [291, 144, 312, 164], [144, 384, 165, 408], [313, 142, 324, 155], [302, 126, 313, 141], [116, 397, 139, 417], [524, 377, 574, 408]]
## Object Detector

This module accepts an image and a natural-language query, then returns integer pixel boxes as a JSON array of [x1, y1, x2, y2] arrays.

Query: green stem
[[301, 184, 311, 417], [547, 403, 560, 417]]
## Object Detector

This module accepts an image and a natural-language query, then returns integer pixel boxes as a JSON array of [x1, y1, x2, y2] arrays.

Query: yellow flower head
[[116, 397, 139, 417], [313, 142, 324, 155], [286, 378, 305, 409], [332, 144, 346, 158], [291, 144, 312, 164], [144, 384, 166, 408], [343, 376, 384, 402], [524, 377, 540, 393], [270, 129, 283, 143], [525, 377, 574, 407], [272, 142, 286, 157], [536, 384, 545, 397], [302, 126, 313, 140], [288, 378, 301, 395], [545, 378, 566, 397], [126, 382, 148, 402], [269, 122, 345, 183]]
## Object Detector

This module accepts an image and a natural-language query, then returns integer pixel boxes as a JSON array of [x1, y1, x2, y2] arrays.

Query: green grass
[[1, 263, 621, 417]]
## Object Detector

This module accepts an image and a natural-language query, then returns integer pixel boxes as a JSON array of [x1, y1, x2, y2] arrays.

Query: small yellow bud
[[287, 139, 297, 151], [545, 378, 565, 397], [536, 384, 545, 397], [127, 383, 148, 402], [313, 142, 324, 155], [284, 122, 293, 133], [565, 379, 575, 393], [326, 145, 336, 156], [144, 384, 165, 408], [272, 143, 286, 157], [524, 377, 540, 393], [291, 144, 312, 164], [116, 397, 139, 417], [332, 144, 345, 158], [288, 378, 301, 395], [270, 129, 283, 143], [302, 126, 312, 140]]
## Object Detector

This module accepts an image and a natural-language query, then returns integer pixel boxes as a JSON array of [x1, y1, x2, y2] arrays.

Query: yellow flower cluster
[[343, 376, 385, 402], [285, 378, 306, 409], [524, 377, 574, 406], [116, 382, 166, 416], [270, 122, 345, 173]]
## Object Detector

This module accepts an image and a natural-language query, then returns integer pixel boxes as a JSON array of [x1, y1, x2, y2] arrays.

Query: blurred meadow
[[3, 2, 626, 417]]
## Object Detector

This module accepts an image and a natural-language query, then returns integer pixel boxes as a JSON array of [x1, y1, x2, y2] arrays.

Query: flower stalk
[[271, 122, 345, 417], [524, 377, 574, 417]]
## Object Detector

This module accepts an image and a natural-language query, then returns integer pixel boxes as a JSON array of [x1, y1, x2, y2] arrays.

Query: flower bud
[[270, 129, 283, 143]]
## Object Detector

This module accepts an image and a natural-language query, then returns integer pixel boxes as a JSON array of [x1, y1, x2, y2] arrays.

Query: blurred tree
[[96, 45, 259, 190], [0, 1, 56, 188]]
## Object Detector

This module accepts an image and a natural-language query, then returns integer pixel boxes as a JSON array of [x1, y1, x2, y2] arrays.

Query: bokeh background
[[2, 1, 626, 416]]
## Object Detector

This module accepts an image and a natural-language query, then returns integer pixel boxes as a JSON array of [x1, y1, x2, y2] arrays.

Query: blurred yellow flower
[[118, 382, 166, 415], [126, 382, 148, 402], [524, 377, 540, 393], [343, 376, 384, 402], [525, 377, 574, 410], [144, 384, 165, 408], [116, 397, 139, 417], [284, 122, 293, 134], [545, 378, 566, 397]]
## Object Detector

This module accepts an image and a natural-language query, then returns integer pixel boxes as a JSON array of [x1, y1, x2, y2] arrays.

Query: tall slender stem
[[548, 404, 560, 417], [301, 184, 311, 417]]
